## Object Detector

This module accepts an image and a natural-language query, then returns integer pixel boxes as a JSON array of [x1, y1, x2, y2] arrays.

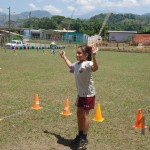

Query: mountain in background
[[73, 9, 119, 19], [0, 9, 149, 26], [74, 10, 150, 19], [0, 9, 149, 20], [142, 13, 150, 17], [19, 10, 52, 19], [74, 10, 101, 19], [0, 10, 52, 25]]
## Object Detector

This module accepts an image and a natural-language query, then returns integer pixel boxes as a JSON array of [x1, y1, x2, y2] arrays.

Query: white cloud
[[43, 5, 62, 15], [0, 8, 3, 12], [100, 0, 150, 9], [102, 0, 139, 8], [75, 0, 95, 13], [83, 5, 95, 11], [29, 3, 40, 11], [28, 3, 61, 15], [27, 0, 149, 16], [67, 6, 75, 11], [143, 0, 150, 4], [75, 0, 150, 10]]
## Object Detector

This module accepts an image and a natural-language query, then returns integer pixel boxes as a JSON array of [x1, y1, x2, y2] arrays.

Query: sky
[[0, 0, 150, 17]]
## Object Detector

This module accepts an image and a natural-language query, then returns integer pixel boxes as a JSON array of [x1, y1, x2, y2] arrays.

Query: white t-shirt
[[70, 61, 96, 97]]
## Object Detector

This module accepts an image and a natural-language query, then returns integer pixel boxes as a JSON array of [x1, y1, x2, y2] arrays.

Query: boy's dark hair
[[78, 45, 92, 61]]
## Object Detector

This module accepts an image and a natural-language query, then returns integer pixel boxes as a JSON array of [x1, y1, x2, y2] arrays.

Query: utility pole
[[8, 7, 11, 42], [28, 12, 31, 41], [66, 2, 77, 43]]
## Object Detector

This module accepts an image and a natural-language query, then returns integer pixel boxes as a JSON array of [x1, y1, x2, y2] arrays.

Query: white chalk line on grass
[[0, 108, 31, 121], [0, 106, 67, 122]]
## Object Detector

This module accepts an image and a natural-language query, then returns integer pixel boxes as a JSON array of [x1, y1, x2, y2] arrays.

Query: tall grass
[[0, 48, 150, 150]]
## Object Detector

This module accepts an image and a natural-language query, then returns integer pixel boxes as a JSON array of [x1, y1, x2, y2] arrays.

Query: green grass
[[0, 48, 150, 150]]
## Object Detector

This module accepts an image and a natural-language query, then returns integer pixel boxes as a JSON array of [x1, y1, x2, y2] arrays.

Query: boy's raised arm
[[60, 50, 72, 68]]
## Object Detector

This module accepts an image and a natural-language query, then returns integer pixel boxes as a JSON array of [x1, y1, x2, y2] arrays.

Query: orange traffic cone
[[93, 103, 104, 122], [32, 93, 42, 110], [60, 99, 72, 116], [133, 109, 147, 129]]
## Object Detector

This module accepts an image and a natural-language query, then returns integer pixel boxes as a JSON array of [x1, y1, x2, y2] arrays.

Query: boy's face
[[76, 47, 87, 61]]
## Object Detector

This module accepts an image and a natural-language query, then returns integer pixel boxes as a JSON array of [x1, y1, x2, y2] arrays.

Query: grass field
[[0, 47, 150, 150]]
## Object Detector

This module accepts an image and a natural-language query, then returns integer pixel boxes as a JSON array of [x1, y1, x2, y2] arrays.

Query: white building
[[108, 31, 137, 42], [21, 29, 54, 40]]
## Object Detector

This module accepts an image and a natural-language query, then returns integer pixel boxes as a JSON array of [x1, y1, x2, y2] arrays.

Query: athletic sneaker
[[77, 139, 88, 150], [71, 135, 80, 144]]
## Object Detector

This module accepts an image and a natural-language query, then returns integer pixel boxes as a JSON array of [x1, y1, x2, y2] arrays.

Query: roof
[[138, 32, 150, 34], [108, 31, 137, 33], [0, 30, 23, 36], [54, 29, 76, 33], [30, 29, 53, 33], [31, 30, 40, 33]]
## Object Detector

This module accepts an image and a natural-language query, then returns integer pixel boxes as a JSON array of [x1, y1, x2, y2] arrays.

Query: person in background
[[50, 41, 56, 55]]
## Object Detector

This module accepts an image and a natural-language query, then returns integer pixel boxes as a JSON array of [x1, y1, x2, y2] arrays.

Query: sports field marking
[[0, 108, 30, 121], [0, 106, 62, 122]]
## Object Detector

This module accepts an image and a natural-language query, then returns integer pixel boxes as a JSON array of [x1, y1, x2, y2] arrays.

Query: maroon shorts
[[75, 96, 96, 110]]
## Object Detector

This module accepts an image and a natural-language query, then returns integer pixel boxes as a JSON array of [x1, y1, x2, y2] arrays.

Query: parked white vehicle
[[5, 40, 27, 49]]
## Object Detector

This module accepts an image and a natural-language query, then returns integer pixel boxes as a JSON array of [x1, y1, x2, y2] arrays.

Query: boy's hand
[[92, 46, 98, 55], [60, 50, 65, 58]]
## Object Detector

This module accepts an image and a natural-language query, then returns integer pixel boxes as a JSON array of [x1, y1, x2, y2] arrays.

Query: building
[[54, 29, 89, 43], [21, 28, 88, 43], [21, 29, 54, 40], [132, 33, 150, 46], [63, 32, 89, 43], [108, 31, 137, 42], [0, 30, 22, 46], [0, 27, 89, 44]]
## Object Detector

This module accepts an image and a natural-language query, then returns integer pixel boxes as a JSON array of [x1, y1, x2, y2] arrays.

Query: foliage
[[20, 13, 150, 37]]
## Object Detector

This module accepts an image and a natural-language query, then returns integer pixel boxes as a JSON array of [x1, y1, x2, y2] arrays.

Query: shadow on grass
[[44, 130, 78, 150]]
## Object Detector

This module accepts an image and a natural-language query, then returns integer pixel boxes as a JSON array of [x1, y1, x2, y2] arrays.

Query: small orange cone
[[93, 103, 104, 122], [32, 93, 42, 110], [60, 99, 72, 116], [133, 109, 147, 129]]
